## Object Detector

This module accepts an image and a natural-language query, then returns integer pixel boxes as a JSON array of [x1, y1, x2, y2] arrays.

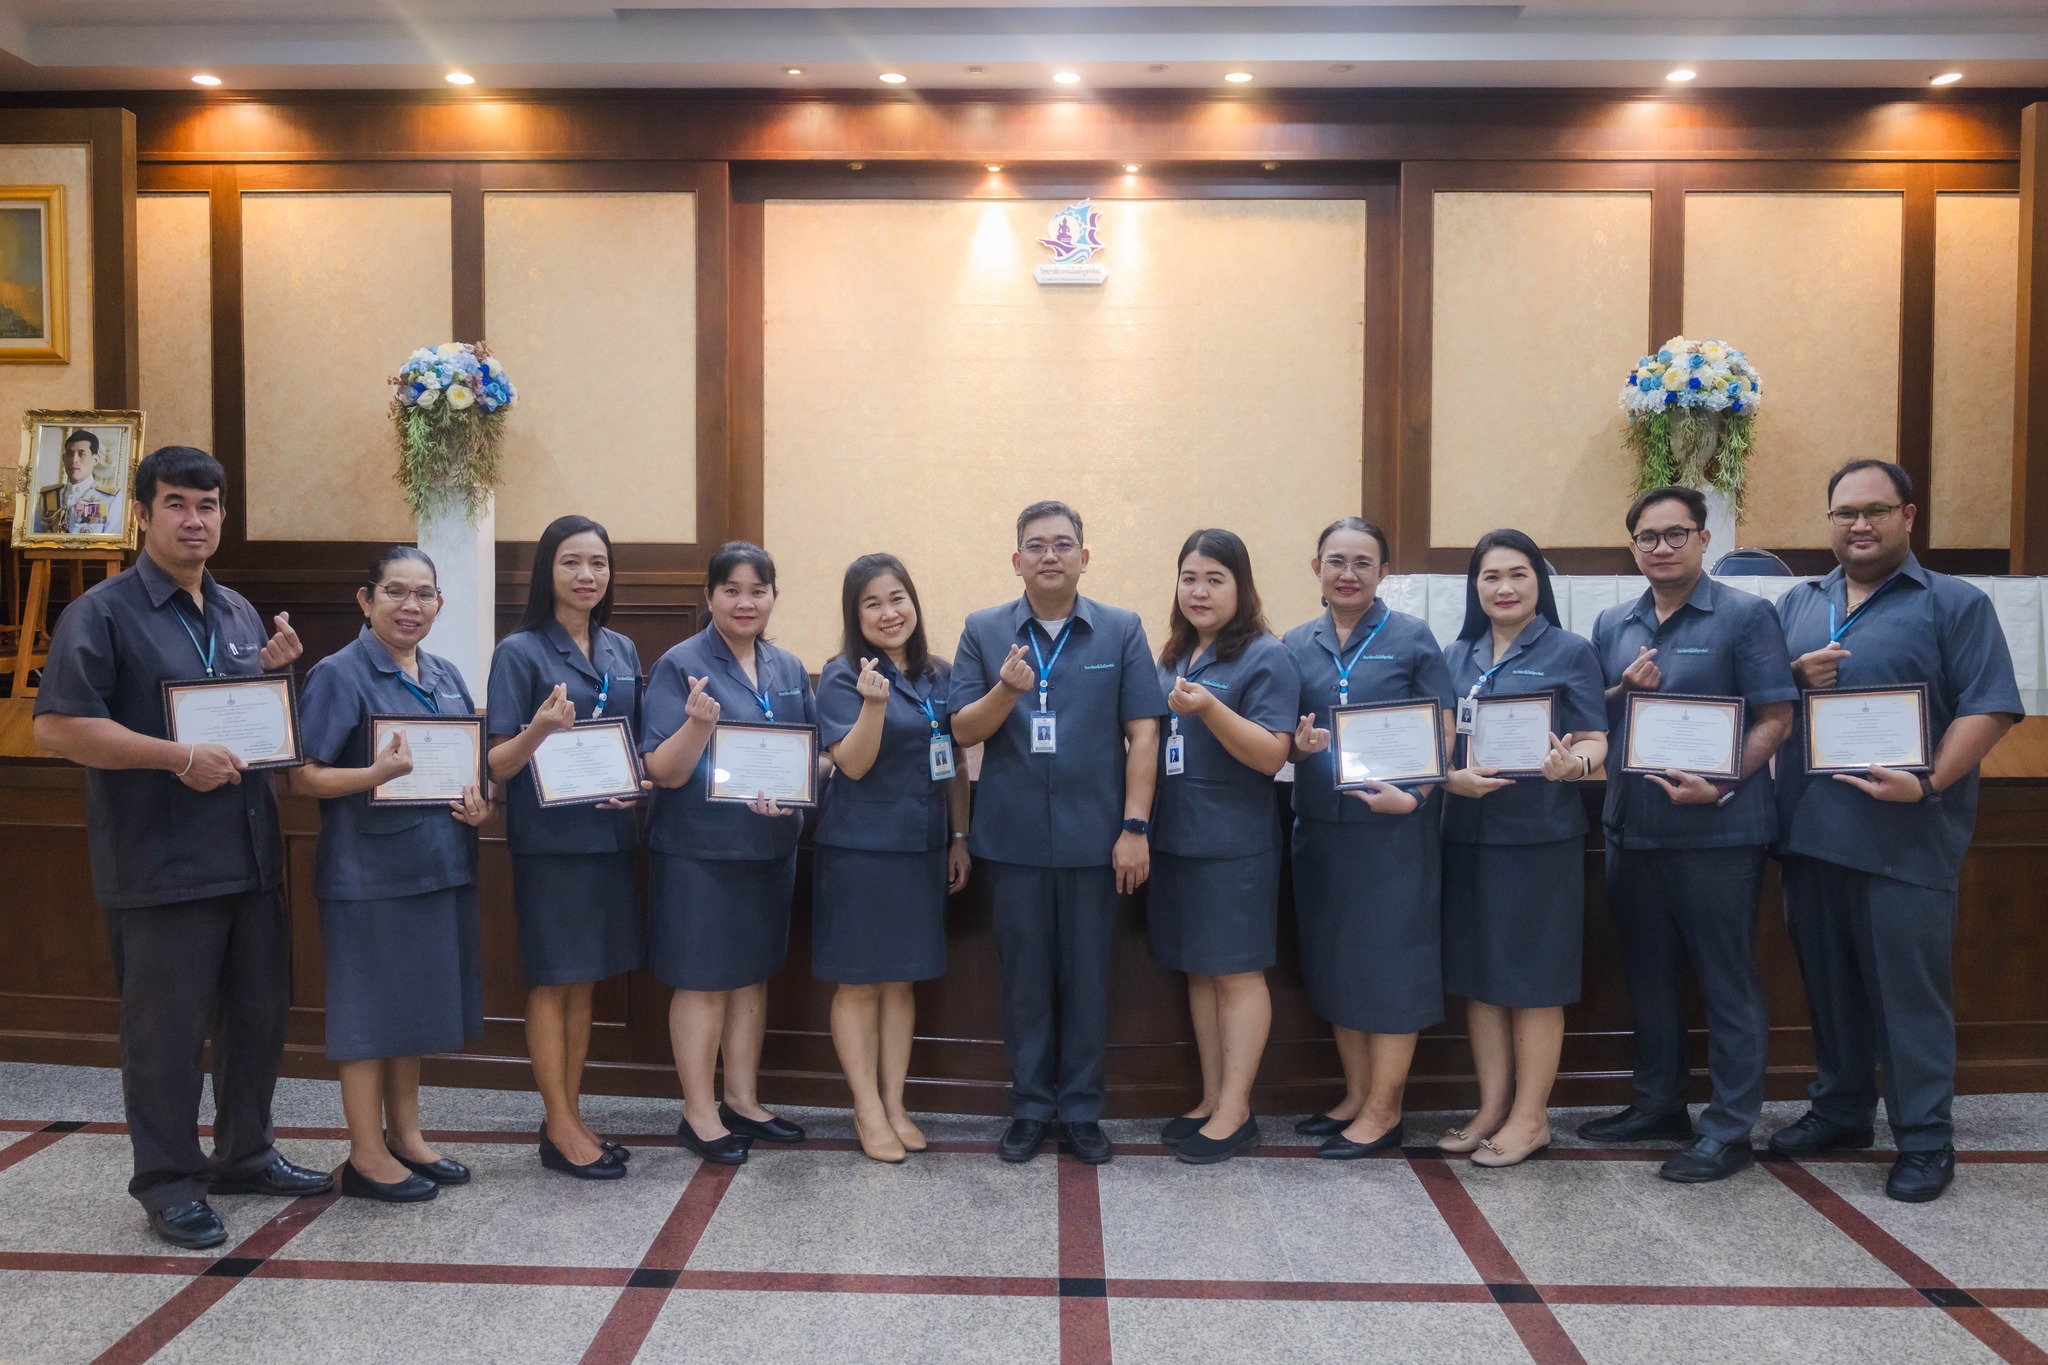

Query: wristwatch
[[1121, 817, 1150, 836], [1916, 773, 1942, 804]]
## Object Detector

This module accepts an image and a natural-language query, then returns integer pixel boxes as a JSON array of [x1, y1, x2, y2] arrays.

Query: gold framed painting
[[0, 184, 68, 364], [12, 409, 145, 551]]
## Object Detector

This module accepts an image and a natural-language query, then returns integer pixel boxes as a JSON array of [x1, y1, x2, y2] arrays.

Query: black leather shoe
[[1319, 1122, 1405, 1160], [1659, 1136, 1754, 1183], [718, 1103, 804, 1144], [1295, 1112, 1349, 1137], [1160, 1115, 1206, 1146], [210, 1153, 336, 1197], [999, 1118, 1049, 1163], [1767, 1111, 1877, 1158], [390, 1147, 470, 1186], [340, 1161, 438, 1203], [1886, 1146, 1957, 1203], [1064, 1121, 1114, 1165], [1177, 1118, 1259, 1165], [602, 1141, 631, 1163], [148, 1199, 227, 1250], [540, 1131, 627, 1180], [677, 1116, 749, 1166], [1575, 1106, 1695, 1144]]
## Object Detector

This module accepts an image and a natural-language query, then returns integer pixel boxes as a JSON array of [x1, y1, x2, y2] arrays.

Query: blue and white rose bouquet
[[1619, 336, 1761, 514], [390, 342, 517, 522]]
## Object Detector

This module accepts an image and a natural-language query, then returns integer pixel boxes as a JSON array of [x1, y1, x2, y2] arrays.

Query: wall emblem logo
[[1035, 200, 1108, 285]]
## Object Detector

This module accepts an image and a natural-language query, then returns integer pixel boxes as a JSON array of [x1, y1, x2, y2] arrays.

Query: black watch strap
[[1122, 817, 1150, 836]]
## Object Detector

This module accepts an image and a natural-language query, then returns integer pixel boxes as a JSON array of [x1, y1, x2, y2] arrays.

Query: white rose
[[446, 385, 474, 410]]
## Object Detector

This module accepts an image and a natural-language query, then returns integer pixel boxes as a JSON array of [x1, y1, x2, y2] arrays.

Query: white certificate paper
[[1624, 694, 1743, 778], [709, 722, 819, 807], [1806, 686, 1930, 773], [370, 716, 482, 806], [1470, 693, 1554, 775], [531, 719, 643, 808], [164, 675, 300, 768], [1333, 700, 1443, 787]]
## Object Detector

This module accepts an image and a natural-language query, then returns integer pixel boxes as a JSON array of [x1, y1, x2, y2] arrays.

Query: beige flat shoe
[[891, 1118, 928, 1153], [1470, 1130, 1552, 1168], [1437, 1124, 1491, 1155], [855, 1112, 908, 1165]]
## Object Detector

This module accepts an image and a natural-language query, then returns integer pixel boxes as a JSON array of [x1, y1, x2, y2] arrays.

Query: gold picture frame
[[0, 184, 68, 364], [12, 409, 145, 551]]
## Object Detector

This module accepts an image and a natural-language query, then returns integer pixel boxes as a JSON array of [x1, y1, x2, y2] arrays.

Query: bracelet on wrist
[[177, 744, 196, 778]]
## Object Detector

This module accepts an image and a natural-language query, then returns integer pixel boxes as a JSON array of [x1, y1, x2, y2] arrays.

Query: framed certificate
[[530, 717, 646, 809], [1469, 690, 1555, 778], [1332, 698, 1445, 788], [368, 714, 485, 807], [161, 673, 302, 770], [1804, 683, 1931, 775], [1622, 693, 1744, 780], [708, 721, 820, 808]]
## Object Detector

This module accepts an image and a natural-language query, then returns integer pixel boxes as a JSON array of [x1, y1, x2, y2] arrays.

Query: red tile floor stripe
[[1107, 1278, 1496, 1304], [255, 1258, 634, 1287], [578, 1159, 739, 1365], [675, 1269, 1057, 1296], [1406, 1155, 1588, 1365], [1535, 1284, 1931, 1308], [0, 1129, 68, 1175], [0, 1251, 209, 1276], [1057, 1157, 1114, 1365]]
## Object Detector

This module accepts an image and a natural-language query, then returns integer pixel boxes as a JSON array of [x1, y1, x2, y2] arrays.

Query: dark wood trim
[[1424, 545, 2011, 577], [1361, 183, 1400, 536], [729, 196, 765, 545], [1650, 162, 1686, 350], [2018, 104, 2048, 574], [206, 165, 247, 559], [1900, 164, 1938, 556], [451, 163, 484, 344]]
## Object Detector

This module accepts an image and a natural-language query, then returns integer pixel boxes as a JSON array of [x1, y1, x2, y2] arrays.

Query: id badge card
[[1164, 730, 1185, 775], [1456, 694, 1478, 735], [929, 734, 957, 780], [1031, 711, 1058, 754]]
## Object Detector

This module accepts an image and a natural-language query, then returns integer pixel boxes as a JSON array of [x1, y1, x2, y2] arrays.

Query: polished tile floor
[[2, 1063, 2045, 1364]]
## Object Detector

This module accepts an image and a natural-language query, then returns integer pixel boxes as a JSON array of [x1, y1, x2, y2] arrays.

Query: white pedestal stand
[[415, 495, 495, 697]]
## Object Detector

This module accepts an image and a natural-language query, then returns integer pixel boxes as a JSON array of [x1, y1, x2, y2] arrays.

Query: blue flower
[[1689, 354, 1705, 368], [1688, 376, 1702, 389], [1656, 348, 1672, 363], [1639, 376, 1658, 391], [1731, 400, 1744, 413], [1664, 391, 1677, 405]]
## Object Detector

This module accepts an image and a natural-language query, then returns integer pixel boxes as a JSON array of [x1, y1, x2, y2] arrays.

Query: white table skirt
[[1377, 575, 2048, 716]]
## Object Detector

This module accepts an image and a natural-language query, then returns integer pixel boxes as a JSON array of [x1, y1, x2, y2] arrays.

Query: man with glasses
[[33, 446, 332, 1249], [950, 500, 1167, 1164], [1578, 486, 1796, 1182], [1769, 460, 2019, 1202]]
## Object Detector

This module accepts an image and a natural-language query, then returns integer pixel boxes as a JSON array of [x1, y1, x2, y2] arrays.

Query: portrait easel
[[4, 550, 125, 700]]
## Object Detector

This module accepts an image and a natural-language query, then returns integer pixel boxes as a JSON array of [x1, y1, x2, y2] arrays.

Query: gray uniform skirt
[[811, 845, 948, 984], [1442, 837, 1585, 1008], [1147, 848, 1280, 976], [320, 885, 483, 1063], [1291, 814, 1443, 1034], [647, 851, 796, 991], [512, 851, 644, 987]]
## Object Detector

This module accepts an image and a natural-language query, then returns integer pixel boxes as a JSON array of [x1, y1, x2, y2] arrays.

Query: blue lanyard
[[743, 675, 775, 722], [1828, 574, 1901, 644], [1468, 656, 1510, 698], [397, 672, 441, 714], [916, 695, 942, 736], [1028, 622, 1073, 711], [1332, 606, 1390, 705], [172, 604, 217, 678], [593, 671, 611, 718]]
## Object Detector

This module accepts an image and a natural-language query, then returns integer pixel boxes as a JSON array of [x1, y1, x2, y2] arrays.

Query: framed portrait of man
[[0, 185, 68, 364], [11, 409, 145, 551]]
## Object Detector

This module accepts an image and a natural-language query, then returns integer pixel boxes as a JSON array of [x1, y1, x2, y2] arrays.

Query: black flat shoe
[[1295, 1112, 1349, 1138], [211, 1152, 336, 1197], [1319, 1122, 1406, 1160], [539, 1131, 627, 1180], [340, 1161, 438, 1203], [1177, 1118, 1260, 1165], [1767, 1111, 1877, 1158], [1575, 1106, 1694, 1145], [1063, 1121, 1114, 1166], [999, 1118, 1049, 1163], [148, 1199, 227, 1250], [1659, 1136, 1754, 1184], [1886, 1146, 1956, 1203], [1160, 1115, 1207, 1146], [677, 1116, 749, 1166], [718, 1103, 804, 1144], [390, 1146, 470, 1186], [602, 1141, 631, 1162]]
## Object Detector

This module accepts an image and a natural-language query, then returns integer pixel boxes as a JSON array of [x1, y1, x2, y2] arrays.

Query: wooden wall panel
[[134, 193, 213, 452], [1932, 193, 2021, 548]]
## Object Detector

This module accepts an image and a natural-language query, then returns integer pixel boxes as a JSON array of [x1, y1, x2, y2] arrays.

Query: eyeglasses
[[1021, 538, 1080, 558], [375, 584, 442, 606], [1320, 555, 1381, 575], [1827, 504, 1902, 527], [1630, 526, 1700, 553]]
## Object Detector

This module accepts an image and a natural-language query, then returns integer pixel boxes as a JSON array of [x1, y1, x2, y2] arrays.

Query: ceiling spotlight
[[784, 67, 804, 76], [191, 73, 222, 86], [1261, 161, 1280, 171], [1146, 64, 1167, 74], [986, 163, 1004, 173], [1665, 68, 1697, 82], [849, 162, 865, 171], [1224, 71, 1255, 84], [879, 72, 908, 84], [1930, 71, 1964, 86], [1123, 163, 1141, 173], [1053, 72, 1082, 85], [445, 71, 476, 85], [966, 65, 986, 75]]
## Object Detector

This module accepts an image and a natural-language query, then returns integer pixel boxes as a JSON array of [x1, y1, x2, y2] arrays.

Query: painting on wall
[[0, 184, 69, 364], [11, 410, 144, 551]]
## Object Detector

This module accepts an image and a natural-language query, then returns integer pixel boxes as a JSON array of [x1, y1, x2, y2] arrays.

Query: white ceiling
[[4, 0, 2048, 90]]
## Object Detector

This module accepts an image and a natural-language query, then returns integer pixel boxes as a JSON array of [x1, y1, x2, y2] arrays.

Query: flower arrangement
[[1618, 336, 1762, 515], [390, 342, 517, 523]]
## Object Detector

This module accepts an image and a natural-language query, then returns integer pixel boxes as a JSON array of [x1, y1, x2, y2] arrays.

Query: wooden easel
[[5, 550, 125, 700]]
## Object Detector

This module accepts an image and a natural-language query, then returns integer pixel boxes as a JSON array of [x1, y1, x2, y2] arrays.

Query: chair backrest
[[1711, 548, 1796, 577]]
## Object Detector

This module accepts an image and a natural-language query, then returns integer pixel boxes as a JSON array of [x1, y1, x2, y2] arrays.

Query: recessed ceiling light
[[1123, 163, 1141, 173], [1146, 64, 1167, 74], [849, 162, 864, 170], [445, 71, 476, 85], [191, 73, 222, 86], [966, 65, 986, 75], [1053, 72, 1082, 85], [784, 67, 804, 76], [879, 72, 908, 84], [1224, 71, 1255, 84], [1261, 161, 1280, 171], [1665, 68, 1697, 82], [986, 163, 1004, 173], [1930, 71, 1964, 85]]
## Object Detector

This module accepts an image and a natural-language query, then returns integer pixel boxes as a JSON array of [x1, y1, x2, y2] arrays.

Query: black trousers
[[1782, 855, 1958, 1151], [986, 861, 1119, 1123], [104, 888, 291, 1211], [1604, 843, 1770, 1143]]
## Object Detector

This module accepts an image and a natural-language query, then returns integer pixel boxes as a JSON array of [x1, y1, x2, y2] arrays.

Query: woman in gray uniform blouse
[[1438, 530, 1607, 1168], [643, 542, 819, 1166], [1283, 518, 1456, 1159], [486, 516, 646, 1181], [290, 548, 489, 1204], [812, 554, 972, 1164]]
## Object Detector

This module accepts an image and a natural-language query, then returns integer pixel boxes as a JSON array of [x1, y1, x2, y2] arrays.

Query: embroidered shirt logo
[[1672, 647, 1712, 655], [1510, 668, 1547, 676], [1083, 662, 1116, 671]]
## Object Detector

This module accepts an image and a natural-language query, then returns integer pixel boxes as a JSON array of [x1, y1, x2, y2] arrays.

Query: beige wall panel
[[763, 198, 1365, 668], [136, 194, 212, 454], [1430, 192, 1651, 548], [1931, 194, 2018, 549], [484, 192, 697, 542], [242, 193, 451, 542], [0, 145, 93, 418], [1685, 193, 1902, 549]]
